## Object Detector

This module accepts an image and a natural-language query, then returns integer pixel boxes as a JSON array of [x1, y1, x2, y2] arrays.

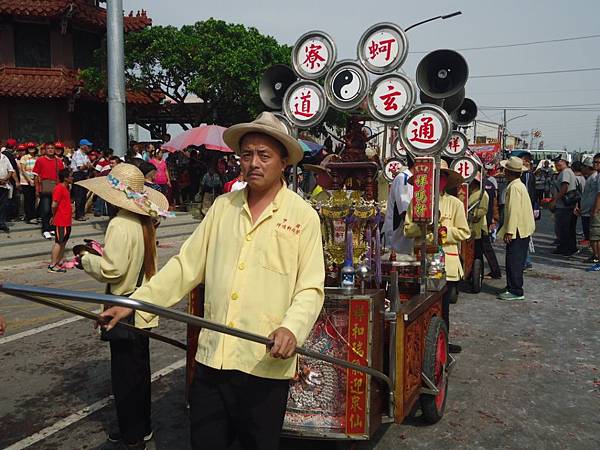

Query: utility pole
[[502, 109, 507, 157], [106, 0, 127, 157], [592, 115, 600, 152]]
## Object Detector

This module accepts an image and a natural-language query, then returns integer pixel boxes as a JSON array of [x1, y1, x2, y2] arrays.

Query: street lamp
[[405, 11, 462, 32], [503, 113, 528, 155]]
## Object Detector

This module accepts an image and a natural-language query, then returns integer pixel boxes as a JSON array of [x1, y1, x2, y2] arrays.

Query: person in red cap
[[54, 141, 70, 168], [20, 143, 39, 223], [33, 143, 65, 239]]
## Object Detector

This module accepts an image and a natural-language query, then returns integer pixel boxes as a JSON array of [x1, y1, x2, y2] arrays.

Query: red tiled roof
[[0, 66, 82, 98], [0, 1, 151, 32], [0, 66, 163, 105]]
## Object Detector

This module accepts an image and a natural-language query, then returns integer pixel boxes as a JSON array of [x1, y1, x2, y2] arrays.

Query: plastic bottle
[[340, 258, 355, 289]]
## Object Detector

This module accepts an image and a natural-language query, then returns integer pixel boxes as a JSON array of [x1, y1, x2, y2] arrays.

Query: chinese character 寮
[[302, 43, 326, 70]]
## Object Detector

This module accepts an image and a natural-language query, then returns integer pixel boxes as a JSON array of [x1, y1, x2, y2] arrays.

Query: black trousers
[[189, 363, 290, 450], [109, 333, 152, 444], [555, 208, 577, 254], [441, 281, 458, 334], [72, 172, 88, 218], [505, 236, 530, 296], [38, 192, 53, 232], [481, 233, 501, 277], [22, 185, 37, 221], [582, 216, 591, 241], [0, 187, 8, 226]]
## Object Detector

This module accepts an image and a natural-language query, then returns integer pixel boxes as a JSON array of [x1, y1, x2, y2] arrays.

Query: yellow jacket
[[131, 183, 325, 380], [498, 178, 535, 239], [82, 210, 154, 329], [468, 190, 489, 240], [404, 193, 471, 281]]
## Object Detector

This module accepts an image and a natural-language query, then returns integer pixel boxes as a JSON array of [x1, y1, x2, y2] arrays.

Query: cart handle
[[0, 283, 392, 390]]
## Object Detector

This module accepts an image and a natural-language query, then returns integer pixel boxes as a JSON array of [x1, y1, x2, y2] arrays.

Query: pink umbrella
[[162, 125, 233, 153]]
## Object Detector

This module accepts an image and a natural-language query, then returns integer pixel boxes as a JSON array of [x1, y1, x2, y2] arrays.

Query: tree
[[124, 19, 291, 127]]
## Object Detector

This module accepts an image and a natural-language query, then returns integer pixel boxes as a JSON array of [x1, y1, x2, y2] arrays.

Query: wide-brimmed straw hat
[[500, 156, 528, 174], [76, 163, 172, 218], [303, 154, 341, 176], [223, 112, 303, 166]]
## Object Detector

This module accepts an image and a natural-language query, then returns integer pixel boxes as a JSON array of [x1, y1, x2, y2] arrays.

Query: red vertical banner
[[346, 299, 369, 435], [457, 183, 469, 216], [411, 157, 435, 224]]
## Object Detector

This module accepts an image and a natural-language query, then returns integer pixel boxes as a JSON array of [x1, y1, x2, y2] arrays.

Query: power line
[[409, 32, 600, 54], [480, 102, 600, 108], [471, 67, 600, 79], [471, 87, 600, 95]]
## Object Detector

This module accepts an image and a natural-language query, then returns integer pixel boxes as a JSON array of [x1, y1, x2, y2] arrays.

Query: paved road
[[0, 212, 598, 450]]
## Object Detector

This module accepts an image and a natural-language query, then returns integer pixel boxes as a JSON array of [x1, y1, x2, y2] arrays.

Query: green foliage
[[124, 19, 291, 126], [79, 67, 105, 94]]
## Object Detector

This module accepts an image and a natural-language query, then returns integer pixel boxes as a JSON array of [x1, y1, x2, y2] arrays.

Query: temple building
[[0, 0, 161, 148]]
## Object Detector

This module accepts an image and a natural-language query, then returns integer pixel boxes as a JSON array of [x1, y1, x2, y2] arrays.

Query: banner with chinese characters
[[411, 157, 435, 224], [346, 299, 369, 435]]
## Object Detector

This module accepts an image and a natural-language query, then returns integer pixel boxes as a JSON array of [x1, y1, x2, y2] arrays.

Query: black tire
[[472, 258, 483, 293], [420, 316, 449, 424], [447, 282, 458, 304]]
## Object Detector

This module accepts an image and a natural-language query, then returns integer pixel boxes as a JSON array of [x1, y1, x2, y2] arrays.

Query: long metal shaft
[[107, 0, 127, 156], [0, 283, 392, 390]]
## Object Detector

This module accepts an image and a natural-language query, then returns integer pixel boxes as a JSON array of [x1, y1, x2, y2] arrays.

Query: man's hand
[[98, 306, 134, 331], [267, 327, 297, 359], [0, 315, 6, 336], [503, 233, 513, 244]]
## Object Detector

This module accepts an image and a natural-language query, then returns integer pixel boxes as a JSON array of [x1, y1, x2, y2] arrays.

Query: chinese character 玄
[[368, 38, 395, 61], [379, 85, 402, 111], [302, 43, 326, 70], [409, 117, 436, 144]]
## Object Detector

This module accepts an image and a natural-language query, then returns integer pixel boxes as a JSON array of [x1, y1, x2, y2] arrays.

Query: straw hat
[[303, 154, 341, 176], [76, 163, 172, 218], [408, 159, 464, 190], [500, 156, 528, 174], [223, 112, 303, 166]]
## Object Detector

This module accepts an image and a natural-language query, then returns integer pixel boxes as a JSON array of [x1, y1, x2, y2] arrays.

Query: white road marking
[[4, 358, 186, 450], [0, 309, 101, 345]]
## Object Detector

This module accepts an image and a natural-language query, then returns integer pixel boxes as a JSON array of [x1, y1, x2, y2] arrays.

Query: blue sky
[[124, 0, 600, 151]]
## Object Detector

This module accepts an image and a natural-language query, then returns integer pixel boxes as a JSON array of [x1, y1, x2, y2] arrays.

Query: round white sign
[[296, 38, 330, 75], [373, 78, 408, 116], [444, 131, 468, 157], [383, 157, 404, 182], [288, 85, 321, 122], [404, 112, 444, 151], [451, 157, 478, 182], [363, 30, 399, 69]]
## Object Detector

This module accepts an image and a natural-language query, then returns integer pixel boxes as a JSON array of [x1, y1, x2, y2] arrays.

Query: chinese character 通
[[379, 85, 402, 111], [409, 117, 436, 144], [368, 38, 395, 61], [302, 43, 326, 70], [293, 90, 314, 118]]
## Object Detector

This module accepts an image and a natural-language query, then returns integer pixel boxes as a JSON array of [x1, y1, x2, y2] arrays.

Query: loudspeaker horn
[[452, 98, 478, 125], [416, 49, 468, 99], [259, 65, 297, 110], [420, 87, 465, 115]]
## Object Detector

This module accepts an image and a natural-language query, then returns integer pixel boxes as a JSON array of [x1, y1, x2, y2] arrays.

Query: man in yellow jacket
[[405, 160, 470, 353], [101, 112, 325, 450], [497, 157, 535, 301], [468, 175, 490, 271]]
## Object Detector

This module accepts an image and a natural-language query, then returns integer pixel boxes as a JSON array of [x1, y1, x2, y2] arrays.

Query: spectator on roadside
[[497, 157, 535, 301], [48, 168, 73, 273], [33, 143, 64, 239], [20, 143, 38, 224], [0, 149, 17, 233], [54, 141, 70, 167], [199, 165, 222, 216], [93, 149, 112, 217], [139, 162, 160, 191], [483, 167, 502, 279], [109, 155, 122, 169], [186, 150, 203, 201], [550, 157, 580, 256], [149, 148, 170, 196], [587, 154, 600, 271], [2, 138, 21, 221], [535, 160, 553, 203], [581, 155, 600, 264], [71, 139, 93, 221]]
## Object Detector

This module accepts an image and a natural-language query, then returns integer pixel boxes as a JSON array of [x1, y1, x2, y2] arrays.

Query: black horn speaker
[[416, 49, 468, 99], [452, 98, 477, 125], [259, 64, 297, 110], [420, 87, 465, 115]]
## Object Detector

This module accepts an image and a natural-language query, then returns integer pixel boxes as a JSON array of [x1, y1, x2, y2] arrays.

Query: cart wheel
[[448, 282, 458, 304], [472, 258, 483, 293], [420, 316, 449, 424]]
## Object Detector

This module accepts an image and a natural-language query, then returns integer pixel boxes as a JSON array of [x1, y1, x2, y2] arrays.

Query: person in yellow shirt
[[497, 157, 535, 301], [76, 163, 171, 449], [101, 112, 325, 450], [468, 174, 490, 272], [404, 160, 470, 353]]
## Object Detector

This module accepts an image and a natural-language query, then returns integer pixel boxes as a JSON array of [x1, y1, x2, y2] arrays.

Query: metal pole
[[502, 109, 507, 158], [107, 0, 127, 157]]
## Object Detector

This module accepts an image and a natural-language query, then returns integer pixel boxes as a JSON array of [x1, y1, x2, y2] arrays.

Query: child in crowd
[[49, 168, 73, 273]]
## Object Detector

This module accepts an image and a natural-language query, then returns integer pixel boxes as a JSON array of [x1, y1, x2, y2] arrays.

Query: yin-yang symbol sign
[[332, 68, 362, 101]]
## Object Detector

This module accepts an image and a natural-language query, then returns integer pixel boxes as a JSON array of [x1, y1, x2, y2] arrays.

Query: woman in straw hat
[[404, 160, 471, 353], [75, 163, 172, 450], [496, 157, 535, 301]]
